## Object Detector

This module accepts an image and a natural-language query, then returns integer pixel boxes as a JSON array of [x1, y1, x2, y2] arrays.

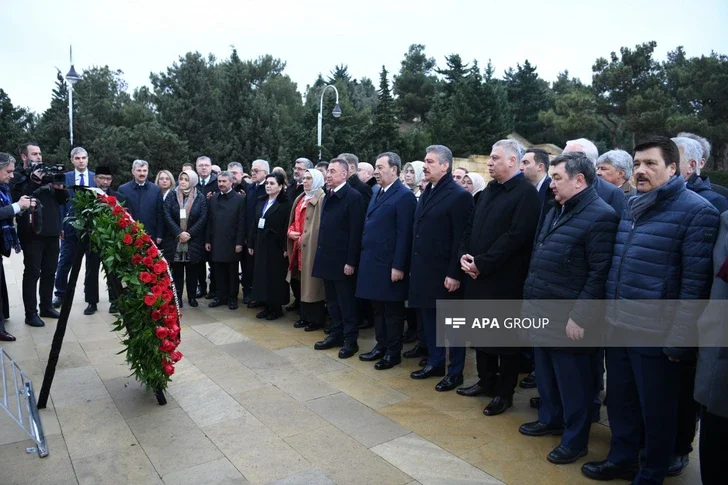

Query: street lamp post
[[65, 46, 81, 146], [317, 84, 342, 162]]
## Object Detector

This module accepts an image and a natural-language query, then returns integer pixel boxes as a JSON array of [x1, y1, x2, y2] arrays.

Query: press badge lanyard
[[259, 199, 274, 229]]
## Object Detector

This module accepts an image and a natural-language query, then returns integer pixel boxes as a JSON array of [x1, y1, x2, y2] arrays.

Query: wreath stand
[[37, 232, 167, 409]]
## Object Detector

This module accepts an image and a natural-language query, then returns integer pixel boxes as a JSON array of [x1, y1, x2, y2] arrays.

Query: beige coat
[[287, 190, 326, 302]]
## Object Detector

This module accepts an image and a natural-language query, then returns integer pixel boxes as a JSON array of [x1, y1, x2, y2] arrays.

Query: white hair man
[[358, 162, 375, 186], [564, 138, 625, 215], [673, 137, 728, 214], [597, 150, 635, 196], [677, 132, 728, 199]]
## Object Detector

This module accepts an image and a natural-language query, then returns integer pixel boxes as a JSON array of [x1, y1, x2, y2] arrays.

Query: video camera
[[29, 162, 65, 185]]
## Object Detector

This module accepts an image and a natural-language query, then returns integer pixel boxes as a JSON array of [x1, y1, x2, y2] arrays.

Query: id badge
[[258, 218, 265, 229], [180, 209, 187, 219]]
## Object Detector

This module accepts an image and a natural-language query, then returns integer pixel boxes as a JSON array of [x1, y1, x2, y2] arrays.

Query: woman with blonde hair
[[287, 168, 327, 331], [402, 161, 425, 199], [156, 169, 176, 201]]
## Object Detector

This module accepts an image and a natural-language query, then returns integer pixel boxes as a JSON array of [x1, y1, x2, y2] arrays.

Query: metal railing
[[0, 347, 48, 457]]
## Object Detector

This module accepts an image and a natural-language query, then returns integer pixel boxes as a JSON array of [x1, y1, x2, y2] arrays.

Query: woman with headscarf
[[402, 161, 425, 199], [156, 169, 176, 201], [287, 168, 326, 331], [462, 172, 486, 205], [250, 172, 291, 320], [162, 170, 208, 308]]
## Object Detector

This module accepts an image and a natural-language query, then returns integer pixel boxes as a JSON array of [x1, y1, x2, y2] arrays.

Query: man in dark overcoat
[[457, 139, 540, 415], [356, 152, 417, 370], [205, 171, 246, 310], [312, 158, 365, 359], [408, 145, 473, 391], [117, 159, 164, 243]]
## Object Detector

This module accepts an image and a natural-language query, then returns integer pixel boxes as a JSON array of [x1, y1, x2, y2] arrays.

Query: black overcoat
[[206, 190, 246, 263], [250, 193, 291, 305]]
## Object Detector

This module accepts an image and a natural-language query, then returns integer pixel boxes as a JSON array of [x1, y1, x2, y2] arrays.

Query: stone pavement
[[0, 254, 701, 484]]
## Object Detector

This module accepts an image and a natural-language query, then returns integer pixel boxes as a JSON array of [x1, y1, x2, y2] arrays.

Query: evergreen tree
[[368, 66, 399, 153], [393, 44, 437, 122], [504, 60, 554, 142]]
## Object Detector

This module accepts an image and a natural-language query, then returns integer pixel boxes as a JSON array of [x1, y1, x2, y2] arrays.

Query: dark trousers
[[405, 307, 424, 345], [323, 276, 358, 343], [606, 347, 680, 485], [674, 360, 699, 456], [84, 249, 101, 304], [242, 251, 255, 296], [54, 233, 99, 302], [291, 277, 301, 305], [212, 262, 239, 303], [372, 300, 405, 356], [172, 262, 198, 300], [357, 298, 373, 325], [700, 406, 728, 485], [22, 237, 59, 316], [476, 350, 520, 398], [301, 300, 325, 325], [421, 307, 465, 376], [536, 348, 596, 450]]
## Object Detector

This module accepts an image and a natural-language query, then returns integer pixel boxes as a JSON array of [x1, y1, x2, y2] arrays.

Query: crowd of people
[[0, 132, 726, 484]]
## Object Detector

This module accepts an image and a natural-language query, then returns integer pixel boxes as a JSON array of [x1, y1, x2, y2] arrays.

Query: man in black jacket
[[457, 139, 540, 414], [242, 159, 269, 305], [117, 160, 164, 243], [519, 152, 619, 465], [206, 171, 246, 310], [312, 158, 365, 359], [15, 158, 68, 327], [195, 156, 218, 298]]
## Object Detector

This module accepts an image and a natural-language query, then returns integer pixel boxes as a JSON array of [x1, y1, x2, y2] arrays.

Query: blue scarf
[[0, 185, 21, 256]]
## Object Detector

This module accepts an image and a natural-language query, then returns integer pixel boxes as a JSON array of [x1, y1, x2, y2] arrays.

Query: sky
[[2, 0, 728, 114]]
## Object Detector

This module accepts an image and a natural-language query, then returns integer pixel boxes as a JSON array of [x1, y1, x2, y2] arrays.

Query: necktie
[[328, 189, 334, 198], [375, 188, 383, 203], [79, 173, 85, 186]]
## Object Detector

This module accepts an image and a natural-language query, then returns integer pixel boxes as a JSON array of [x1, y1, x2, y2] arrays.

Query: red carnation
[[123, 234, 133, 245], [135, 238, 145, 249], [139, 272, 153, 284], [107, 196, 117, 206], [155, 326, 169, 338], [141, 256, 153, 267], [147, 246, 159, 258], [112, 205, 123, 216], [131, 254, 143, 265], [152, 261, 167, 275], [159, 339, 176, 353], [141, 234, 152, 244], [118, 218, 131, 229], [171, 351, 183, 363], [144, 294, 157, 306], [130, 224, 139, 234], [162, 363, 175, 376], [151, 310, 162, 321], [152, 285, 164, 296], [98, 194, 108, 203]]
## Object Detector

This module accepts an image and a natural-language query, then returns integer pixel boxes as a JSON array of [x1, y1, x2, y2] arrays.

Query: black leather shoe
[[435, 374, 463, 392], [242, 296, 252, 305], [52, 296, 63, 309], [0, 329, 16, 341], [402, 331, 417, 344], [178, 299, 184, 308], [84, 303, 98, 315], [229, 301, 238, 310], [293, 320, 308, 328], [548, 445, 588, 465], [419, 357, 428, 367], [530, 397, 541, 409], [109, 304, 120, 314], [208, 299, 225, 308], [305, 323, 323, 332], [266, 311, 282, 321], [25, 313, 45, 327], [667, 454, 689, 477], [256, 310, 269, 319], [375, 355, 401, 370], [338, 342, 359, 359], [519, 371, 537, 389], [286, 301, 300, 312], [359, 348, 385, 362], [314, 335, 344, 350], [323, 327, 331, 334], [39, 307, 60, 319], [204, 292, 216, 299], [188, 298, 198, 308], [581, 460, 639, 481], [247, 301, 264, 309], [456, 383, 493, 397], [357, 321, 373, 330], [519, 421, 564, 437], [403, 345, 428, 359], [483, 396, 513, 416], [195, 288, 204, 298], [410, 365, 446, 380]]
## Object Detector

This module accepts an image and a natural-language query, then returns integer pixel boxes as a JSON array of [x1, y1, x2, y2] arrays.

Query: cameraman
[[14, 154, 68, 328], [10, 142, 43, 200]]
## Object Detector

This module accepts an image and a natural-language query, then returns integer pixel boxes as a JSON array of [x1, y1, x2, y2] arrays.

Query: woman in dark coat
[[250, 172, 291, 320], [162, 170, 208, 308]]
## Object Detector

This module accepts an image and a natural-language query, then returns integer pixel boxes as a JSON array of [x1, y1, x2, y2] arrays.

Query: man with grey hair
[[564, 138, 625, 216], [339, 153, 373, 207], [228, 161, 246, 195], [597, 150, 635, 196], [674, 137, 728, 214], [677, 132, 728, 201], [242, 159, 270, 304], [409, 144, 474, 390], [358, 162, 375, 186], [53, 147, 97, 311], [117, 159, 165, 241]]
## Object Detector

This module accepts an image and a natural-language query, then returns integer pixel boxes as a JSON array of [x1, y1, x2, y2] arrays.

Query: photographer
[[14, 156, 68, 328], [1, 152, 37, 341], [9, 142, 43, 200]]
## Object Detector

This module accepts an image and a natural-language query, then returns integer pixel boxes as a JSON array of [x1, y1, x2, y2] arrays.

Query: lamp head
[[332, 103, 342, 118], [66, 65, 81, 85]]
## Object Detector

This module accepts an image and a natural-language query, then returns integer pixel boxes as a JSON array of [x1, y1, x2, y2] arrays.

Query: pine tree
[[369, 66, 400, 153]]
